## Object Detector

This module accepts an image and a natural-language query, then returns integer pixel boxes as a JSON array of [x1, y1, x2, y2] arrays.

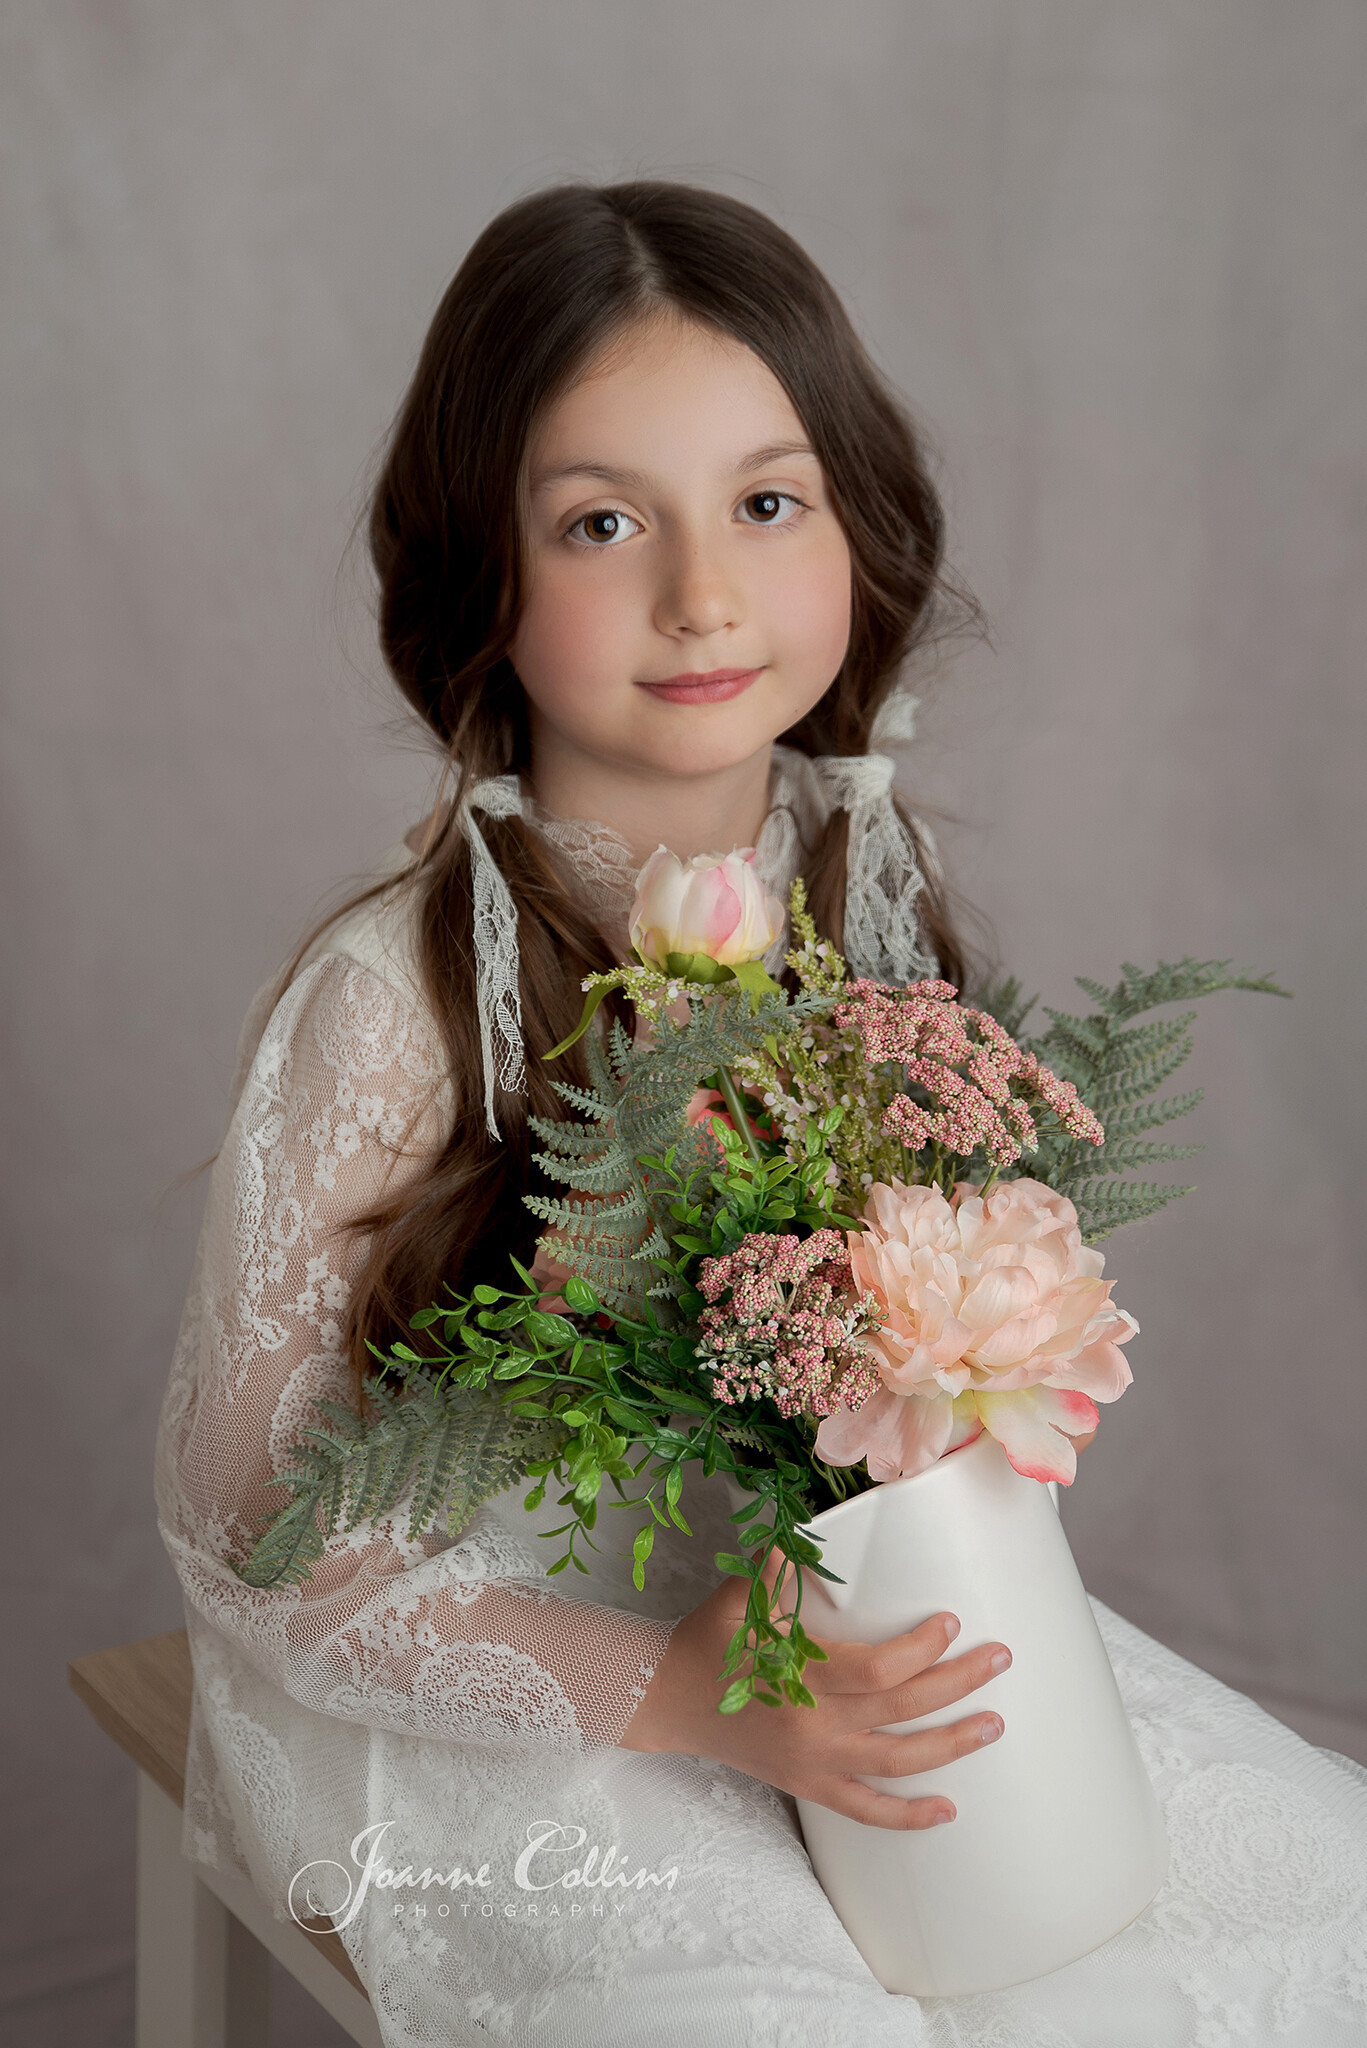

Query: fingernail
[[933, 1807, 955, 1824], [990, 1649, 1012, 1675], [943, 1615, 960, 1641], [980, 1716, 1003, 1743]]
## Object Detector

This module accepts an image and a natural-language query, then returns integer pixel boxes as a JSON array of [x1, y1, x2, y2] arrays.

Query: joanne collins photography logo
[[288, 1819, 681, 1932]]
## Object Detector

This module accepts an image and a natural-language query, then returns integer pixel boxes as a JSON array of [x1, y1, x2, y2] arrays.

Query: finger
[[857, 1708, 1004, 1780], [872, 1641, 1011, 1725], [813, 1780, 957, 1831], [812, 1611, 963, 1697]]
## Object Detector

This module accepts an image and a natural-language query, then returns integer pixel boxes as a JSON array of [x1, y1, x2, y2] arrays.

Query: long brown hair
[[267, 180, 980, 1400]]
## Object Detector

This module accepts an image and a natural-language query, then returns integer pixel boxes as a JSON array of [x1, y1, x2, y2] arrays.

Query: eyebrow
[[530, 439, 819, 492]]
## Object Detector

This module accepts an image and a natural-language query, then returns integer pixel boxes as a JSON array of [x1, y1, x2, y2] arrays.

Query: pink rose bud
[[629, 847, 787, 971]]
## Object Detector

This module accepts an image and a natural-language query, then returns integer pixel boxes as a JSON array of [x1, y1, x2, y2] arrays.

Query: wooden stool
[[69, 1629, 384, 2048]]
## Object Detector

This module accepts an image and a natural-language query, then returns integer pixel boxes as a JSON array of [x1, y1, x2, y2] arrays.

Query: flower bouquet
[[234, 846, 1284, 1993]]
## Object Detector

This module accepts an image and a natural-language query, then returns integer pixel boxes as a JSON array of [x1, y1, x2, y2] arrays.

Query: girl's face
[[510, 313, 852, 789]]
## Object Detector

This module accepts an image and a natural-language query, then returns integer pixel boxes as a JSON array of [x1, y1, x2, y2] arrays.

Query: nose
[[652, 530, 744, 641]]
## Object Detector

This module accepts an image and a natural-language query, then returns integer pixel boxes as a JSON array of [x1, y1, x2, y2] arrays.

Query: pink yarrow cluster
[[695, 1229, 886, 1420], [832, 979, 1104, 1167]]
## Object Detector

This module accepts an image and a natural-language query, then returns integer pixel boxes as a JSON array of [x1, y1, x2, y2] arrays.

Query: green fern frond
[[1088, 1048, 1198, 1110], [526, 1119, 613, 1163], [1099, 1090, 1204, 1139], [529, 1080, 614, 1122], [1066, 1178, 1196, 1239], [524, 1191, 651, 1238], [1040, 1011, 1112, 1063], [231, 1378, 566, 1589], [525, 1150, 638, 1197], [1009, 956, 1286, 1242], [605, 1014, 635, 1078], [1076, 1138, 1202, 1177], [1099, 960, 1288, 1021]]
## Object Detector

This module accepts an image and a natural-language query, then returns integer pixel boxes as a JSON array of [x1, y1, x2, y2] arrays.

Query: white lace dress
[[154, 749, 1367, 2048]]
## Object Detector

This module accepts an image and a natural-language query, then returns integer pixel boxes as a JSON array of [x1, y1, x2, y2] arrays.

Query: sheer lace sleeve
[[154, 948, 675, 1757]]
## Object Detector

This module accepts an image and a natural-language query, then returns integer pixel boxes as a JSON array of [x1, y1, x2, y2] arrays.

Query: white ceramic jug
[[794, 1429, 1169, 1996]]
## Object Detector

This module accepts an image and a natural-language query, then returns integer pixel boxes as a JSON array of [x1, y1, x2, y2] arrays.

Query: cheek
[[763, 532, 852, 678], [511, 561, 634, 711]]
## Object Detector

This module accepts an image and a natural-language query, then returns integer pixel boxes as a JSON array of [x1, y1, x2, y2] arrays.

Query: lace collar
[[518, 744, 832, 973]]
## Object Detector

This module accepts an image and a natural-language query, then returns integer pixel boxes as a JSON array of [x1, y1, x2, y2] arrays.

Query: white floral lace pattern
[[154, 786, 1367, 2048], [155, 947, 679, 1778]]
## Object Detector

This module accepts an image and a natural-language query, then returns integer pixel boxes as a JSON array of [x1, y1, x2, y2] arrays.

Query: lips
[[636, 667, 763, 705]]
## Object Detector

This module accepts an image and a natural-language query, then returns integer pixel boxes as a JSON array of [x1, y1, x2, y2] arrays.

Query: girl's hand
[[619, 1556, 1010, 1830]]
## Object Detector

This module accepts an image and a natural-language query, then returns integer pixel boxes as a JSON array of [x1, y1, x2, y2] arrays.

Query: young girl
[[155, 183, 1367, 2048]]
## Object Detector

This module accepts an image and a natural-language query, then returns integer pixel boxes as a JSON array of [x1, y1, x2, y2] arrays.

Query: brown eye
[[738, 490, 800, 526], [567, 508, 641, 547]]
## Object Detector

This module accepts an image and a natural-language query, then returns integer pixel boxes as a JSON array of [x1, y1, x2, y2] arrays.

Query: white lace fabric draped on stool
[[154, 744, 1367, 2048]]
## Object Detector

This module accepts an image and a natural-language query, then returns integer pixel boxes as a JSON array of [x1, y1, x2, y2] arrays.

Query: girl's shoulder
[[297, 837, 429, 1013], [226, 838, 437, 1115]]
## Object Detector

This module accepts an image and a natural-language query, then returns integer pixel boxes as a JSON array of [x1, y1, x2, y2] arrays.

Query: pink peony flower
[[630, 846, 786, 972], [814, 1177, 1137, 1486]]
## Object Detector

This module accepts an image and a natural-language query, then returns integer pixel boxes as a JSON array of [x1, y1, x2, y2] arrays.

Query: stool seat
[[70, 1628, 382, 2047]]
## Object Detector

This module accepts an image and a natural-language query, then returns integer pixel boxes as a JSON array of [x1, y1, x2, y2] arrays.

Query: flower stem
[[716, 1064, 765, 1168]]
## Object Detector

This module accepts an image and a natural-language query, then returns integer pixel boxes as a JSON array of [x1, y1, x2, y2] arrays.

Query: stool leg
[[225, 1911, 272, 2045], [135, 1770, 270, 2048]]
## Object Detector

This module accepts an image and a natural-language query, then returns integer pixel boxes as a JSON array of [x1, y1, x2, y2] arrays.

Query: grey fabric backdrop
[[5, 4, 1363, 2041]]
